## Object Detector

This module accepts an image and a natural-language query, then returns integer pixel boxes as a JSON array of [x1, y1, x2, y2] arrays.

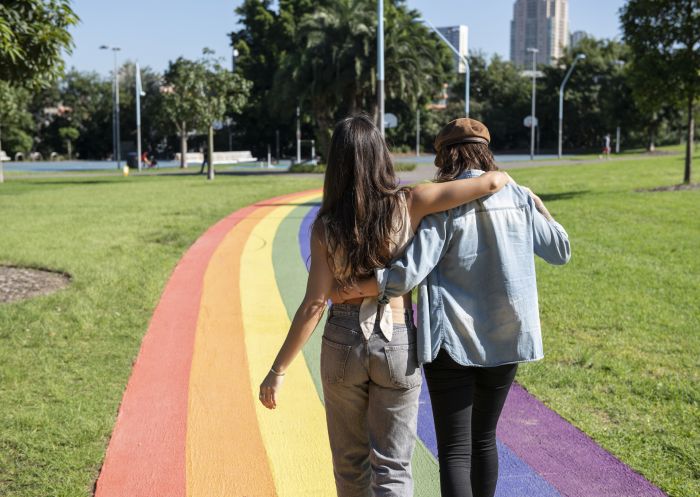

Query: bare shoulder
[[310, 218, 327, 246]]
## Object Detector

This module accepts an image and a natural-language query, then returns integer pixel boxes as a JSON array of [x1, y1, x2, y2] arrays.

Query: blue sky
[[64, 0, 627, 75]]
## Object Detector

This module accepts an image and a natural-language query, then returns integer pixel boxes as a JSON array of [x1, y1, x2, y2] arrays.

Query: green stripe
[[272, 203, 440, 496]]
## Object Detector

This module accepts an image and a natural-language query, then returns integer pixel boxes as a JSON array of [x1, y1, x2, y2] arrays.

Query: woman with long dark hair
[[258, 114, 511, 497]]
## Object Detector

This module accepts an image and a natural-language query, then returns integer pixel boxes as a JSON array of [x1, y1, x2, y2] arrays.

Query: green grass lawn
[[0, 155, 698, 496], [509, 154, 699, 497], [0, 173, 323, 496]]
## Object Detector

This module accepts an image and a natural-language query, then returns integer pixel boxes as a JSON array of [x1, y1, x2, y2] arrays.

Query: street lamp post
[[377, 0, 385, 136], [231, 48, 239, 73], [527, 47, 538, 160], [419, 18, 470, 117], [100, 45, 121, 168], [558, 53, 586, 159]]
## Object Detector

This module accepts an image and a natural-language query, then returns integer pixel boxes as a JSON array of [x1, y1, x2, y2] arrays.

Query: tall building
[[437, 25, 468, 73], [510, 0, 569, 67]]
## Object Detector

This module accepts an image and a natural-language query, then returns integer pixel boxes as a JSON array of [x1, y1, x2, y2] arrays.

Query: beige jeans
[[321, 303, 422, 497]]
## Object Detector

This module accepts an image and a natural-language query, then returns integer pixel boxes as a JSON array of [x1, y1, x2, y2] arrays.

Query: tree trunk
[[207, 125, 215, 181], [0, 125, 4, 184], [180, 121, 187, 168], [684, 95, 694, 184], [648, 127, 656, 152], [67, 140, 72, 160]]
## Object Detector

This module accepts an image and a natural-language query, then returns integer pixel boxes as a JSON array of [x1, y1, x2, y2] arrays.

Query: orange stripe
[[187, 191, 320, 496]]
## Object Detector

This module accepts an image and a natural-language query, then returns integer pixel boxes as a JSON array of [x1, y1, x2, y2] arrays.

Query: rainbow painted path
[[94, 190, 666, 497]]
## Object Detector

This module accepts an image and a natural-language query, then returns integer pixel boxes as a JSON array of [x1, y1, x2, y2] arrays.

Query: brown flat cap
[[434, 118, 491, 151]]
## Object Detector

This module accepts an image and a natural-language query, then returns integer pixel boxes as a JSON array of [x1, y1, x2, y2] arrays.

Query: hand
[[259, 369, 285, 409], [330, 283, 346, 304]]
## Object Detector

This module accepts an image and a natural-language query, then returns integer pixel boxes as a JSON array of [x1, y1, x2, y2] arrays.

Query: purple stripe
[[299, 205, 318, 269], [497, 384, 667, 497]]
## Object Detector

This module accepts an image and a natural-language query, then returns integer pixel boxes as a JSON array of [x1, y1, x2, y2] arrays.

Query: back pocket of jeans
[[321, 337, 352, 384], [384, 343, 422, 389]]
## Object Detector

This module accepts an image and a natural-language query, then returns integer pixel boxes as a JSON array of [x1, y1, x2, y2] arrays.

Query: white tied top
[[326, 192, 414, 341]]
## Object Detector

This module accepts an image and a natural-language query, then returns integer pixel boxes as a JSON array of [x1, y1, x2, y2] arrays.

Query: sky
[[64, 0, 627, 76]]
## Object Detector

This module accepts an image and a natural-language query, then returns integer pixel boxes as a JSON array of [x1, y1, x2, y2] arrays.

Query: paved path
[[94, 190, 667, 497]]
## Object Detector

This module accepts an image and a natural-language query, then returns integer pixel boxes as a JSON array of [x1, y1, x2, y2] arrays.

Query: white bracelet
[[270, 367, 286, 377]]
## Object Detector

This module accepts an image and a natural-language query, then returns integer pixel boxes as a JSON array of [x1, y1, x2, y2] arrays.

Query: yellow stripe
[[186, 206, 278, 497], [241, 194, 337, 496]]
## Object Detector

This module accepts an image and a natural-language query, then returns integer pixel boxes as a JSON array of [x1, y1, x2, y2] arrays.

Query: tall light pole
[[527, 47, 538, 160], [377, 0, 385, 136], [558, 53, 585, 158], [100, 45, 121, 168], [296, 106, 301, 163], [135, 62, 145, 172], [419, 18, 470, 117]]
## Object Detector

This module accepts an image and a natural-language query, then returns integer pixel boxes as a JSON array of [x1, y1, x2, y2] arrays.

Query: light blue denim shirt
[[376, 170, 571, 367]]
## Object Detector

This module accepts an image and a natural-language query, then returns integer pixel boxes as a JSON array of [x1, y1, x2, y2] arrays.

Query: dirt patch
[[0, 266, 71, 303], [637, 183, 700, 192]]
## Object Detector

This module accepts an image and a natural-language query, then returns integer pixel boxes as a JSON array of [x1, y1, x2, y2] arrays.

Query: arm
[[377, 210, 452, 301], [408, 171, 511, 230], [333, 211, 453, 303], [524, 189, 571, 265], [259, 224, 334, 409]]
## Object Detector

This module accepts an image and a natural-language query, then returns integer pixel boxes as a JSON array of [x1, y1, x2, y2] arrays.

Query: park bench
[[174, 151, 258, 165]]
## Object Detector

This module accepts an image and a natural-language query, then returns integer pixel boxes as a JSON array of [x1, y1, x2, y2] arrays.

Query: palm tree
[[274, 0, 452, 159]]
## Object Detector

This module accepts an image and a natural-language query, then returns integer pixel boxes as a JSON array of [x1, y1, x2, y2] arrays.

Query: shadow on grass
[[538, 190, 590, 202], [20, 180, 128, 186], [158, 170, 291, 178]]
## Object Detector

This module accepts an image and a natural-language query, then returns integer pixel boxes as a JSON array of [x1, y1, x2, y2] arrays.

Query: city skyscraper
[[437, 25, 469, 73], [510, 0, 569, 67]]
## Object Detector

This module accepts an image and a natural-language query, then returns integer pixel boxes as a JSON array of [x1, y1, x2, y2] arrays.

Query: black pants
[[424, 349, 518, 497]]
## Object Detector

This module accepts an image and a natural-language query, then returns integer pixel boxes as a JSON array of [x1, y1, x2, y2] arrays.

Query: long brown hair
[[315, 114, 407, 286], [434, 142, 498, 182]]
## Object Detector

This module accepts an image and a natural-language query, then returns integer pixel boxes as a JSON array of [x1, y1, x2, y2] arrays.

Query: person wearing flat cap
[[337, 117, 571, 497]]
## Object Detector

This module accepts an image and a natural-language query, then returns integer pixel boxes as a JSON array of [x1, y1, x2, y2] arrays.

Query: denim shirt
[[376, 170, 571, 367]]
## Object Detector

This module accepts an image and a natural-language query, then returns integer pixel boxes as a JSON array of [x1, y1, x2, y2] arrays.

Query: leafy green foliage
[[231, 0, 452, 159], [621, 0, 700, 181], [0, 82, 34, 156], [0, 0, 78, 87]]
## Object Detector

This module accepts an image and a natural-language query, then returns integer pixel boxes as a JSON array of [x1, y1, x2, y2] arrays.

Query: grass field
[[0, 154, 698, 496]]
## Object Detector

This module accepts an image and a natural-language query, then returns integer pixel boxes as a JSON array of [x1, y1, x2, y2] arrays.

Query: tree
[[161, 58, 207, 168], [161, 52, 251, 175], [0, 81, 34, 181], [621, 0, 700, 183], [273, 0, 453, 159], [536, 38, 649, 153], [195, 50, 252, 179], [0, 0, 78, 182], [0, 0, 78, 87], [58, 126, 79, 159]]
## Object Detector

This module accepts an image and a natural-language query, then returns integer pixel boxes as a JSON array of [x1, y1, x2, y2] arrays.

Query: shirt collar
[[457, 169, 485, 180]]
